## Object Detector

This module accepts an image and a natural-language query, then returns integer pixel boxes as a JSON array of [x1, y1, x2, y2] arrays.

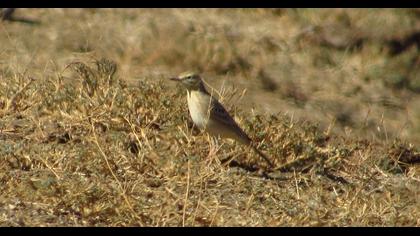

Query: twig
[[209, 200, 220, 227], [182, 160, 191, 227], [91, 121, 145, 226], [39, 157, 60, 180], [293, 170, 300, 199]]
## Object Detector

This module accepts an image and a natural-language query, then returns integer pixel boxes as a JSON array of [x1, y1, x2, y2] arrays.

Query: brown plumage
[[170, 72, 274, 167]]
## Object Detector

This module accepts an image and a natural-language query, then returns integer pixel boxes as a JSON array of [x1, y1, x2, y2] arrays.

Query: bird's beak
[[169, 77, 181, 81]]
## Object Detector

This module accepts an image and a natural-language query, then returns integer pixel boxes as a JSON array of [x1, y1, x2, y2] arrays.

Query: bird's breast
[[187, 90, 211, 129]]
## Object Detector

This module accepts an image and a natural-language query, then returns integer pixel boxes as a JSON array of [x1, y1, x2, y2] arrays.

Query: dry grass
[[1, 8, 420, 226]]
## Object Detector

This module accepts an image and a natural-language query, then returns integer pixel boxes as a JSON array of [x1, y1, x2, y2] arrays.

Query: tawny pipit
[[170, 72, 274, 167]]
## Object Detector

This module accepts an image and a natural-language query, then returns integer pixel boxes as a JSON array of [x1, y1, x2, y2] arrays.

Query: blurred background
[[2, 8, 420, 145]]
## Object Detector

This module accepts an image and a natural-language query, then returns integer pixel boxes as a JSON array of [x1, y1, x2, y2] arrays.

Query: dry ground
[[1, 8, 420, 226]]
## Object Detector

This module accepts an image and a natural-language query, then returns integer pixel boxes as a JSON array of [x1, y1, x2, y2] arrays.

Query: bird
[[170, 72, 274, 167], [1, 8, 15, 21]]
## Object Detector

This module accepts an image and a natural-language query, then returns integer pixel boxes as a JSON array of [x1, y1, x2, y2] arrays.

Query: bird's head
[[170, 71, 205, 91]]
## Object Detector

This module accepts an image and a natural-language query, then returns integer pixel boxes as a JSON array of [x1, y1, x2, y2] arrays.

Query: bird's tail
[[251, 145, 274, 168]]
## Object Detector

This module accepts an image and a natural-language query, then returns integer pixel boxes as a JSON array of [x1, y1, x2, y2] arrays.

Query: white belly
[[187, 90, 210, 129]]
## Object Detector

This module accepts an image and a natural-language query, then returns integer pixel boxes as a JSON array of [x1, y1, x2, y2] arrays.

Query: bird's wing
[[209, 99, 238, 126], [209, 98, 251, 142]]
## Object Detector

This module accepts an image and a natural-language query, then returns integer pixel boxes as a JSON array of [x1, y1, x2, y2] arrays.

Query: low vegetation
[[1, 8, 420, 226]]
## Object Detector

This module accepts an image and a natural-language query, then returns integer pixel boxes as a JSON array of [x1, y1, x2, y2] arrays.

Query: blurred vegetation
[[1, 8, 420, 226]]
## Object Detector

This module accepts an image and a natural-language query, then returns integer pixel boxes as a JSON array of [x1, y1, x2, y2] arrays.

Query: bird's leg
[[205, 135, 223, 166]]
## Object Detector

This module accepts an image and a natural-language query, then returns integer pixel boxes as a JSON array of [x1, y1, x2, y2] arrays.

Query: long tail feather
[[252, 145, 274, 167]]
